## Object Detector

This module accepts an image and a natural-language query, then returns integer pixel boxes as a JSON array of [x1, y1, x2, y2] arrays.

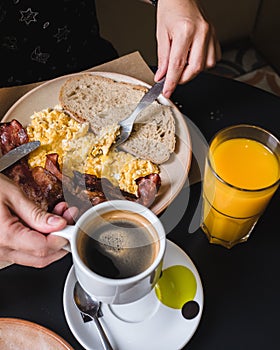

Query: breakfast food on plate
[[0, 73, 176, 213], [26, 108, 159, 196], [59, 73, 176, 164], [0, 119, 161, 212], [0, 120, 63, 211], [26, 108, 89, 171]]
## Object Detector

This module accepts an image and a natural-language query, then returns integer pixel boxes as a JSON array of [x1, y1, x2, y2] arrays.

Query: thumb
[[14, 196, 67, 234]]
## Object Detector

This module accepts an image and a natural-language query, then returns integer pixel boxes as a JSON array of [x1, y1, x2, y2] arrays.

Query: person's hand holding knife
[[145, 0, 221, 98]]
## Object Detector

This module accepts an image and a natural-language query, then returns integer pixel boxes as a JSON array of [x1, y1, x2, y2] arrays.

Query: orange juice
[[202, 136, 280, 247]]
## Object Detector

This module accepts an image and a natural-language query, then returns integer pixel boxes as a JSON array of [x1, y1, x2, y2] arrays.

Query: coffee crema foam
[[77, 210, 159, 279]]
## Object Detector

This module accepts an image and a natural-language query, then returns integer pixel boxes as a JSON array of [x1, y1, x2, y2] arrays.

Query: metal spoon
[[114, 77, 165, 147], [73, 281, 114, 350]]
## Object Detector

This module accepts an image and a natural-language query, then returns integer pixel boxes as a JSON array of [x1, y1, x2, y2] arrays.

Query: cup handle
[[50, 225, 75, 252]]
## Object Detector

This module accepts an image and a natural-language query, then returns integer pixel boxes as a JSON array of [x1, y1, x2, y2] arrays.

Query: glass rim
[[207, 124, 280, 192]]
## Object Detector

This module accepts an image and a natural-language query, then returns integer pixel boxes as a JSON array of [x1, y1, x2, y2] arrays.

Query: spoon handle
[[93, 316, 114, 350]]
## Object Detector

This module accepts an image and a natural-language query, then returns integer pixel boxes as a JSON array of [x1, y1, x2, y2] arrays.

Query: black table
[[1, 72, 279, 350]]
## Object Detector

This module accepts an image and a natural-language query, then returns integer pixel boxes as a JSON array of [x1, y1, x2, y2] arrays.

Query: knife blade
[[114, 77, 166, 147], [0, 141, 41, 172]]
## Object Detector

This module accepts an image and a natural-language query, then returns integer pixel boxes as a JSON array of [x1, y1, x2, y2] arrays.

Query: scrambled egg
[[26, 108, 159, 195], [26, 108, 89, 170]]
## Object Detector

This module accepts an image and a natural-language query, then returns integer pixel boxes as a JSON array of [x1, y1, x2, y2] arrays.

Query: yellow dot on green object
[[155, 265, 197, 309]]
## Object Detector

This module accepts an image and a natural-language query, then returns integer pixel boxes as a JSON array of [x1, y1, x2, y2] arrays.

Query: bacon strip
[[0, 120, 63, 211], [4, 162, 49, 211], [31, 166, 64, 210], [0, 119, 29, 154], [136, 173, 161, 207]]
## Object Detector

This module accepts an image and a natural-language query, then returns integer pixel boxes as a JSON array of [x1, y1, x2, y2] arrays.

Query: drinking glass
[[201, 124, 280, 248]]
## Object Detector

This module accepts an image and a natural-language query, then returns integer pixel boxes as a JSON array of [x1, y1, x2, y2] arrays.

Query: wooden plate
[[0, 318, 73, 349], [2, 72, 192, 215]]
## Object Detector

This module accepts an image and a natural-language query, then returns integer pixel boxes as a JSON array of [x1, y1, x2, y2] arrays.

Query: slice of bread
[[59, 73, 176, 164]]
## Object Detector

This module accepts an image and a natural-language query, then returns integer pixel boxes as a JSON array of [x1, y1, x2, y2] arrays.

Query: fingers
[[164, 34, 194, 97], [0, 175, 70, 266], [202, 24, 221, 69], [154, 29, 171, 82], [52, 201, 79, 224], [161, 23, 218, 98], [178, 23, 210, 84], [0, 210, 67, 251], [0, 245, 68, 268], [154, 0, 221, 98], [214, 28, 222, 62], [0, 205, 69, 266], [5, 182, 67, 234], [161, 35, 220, 98]]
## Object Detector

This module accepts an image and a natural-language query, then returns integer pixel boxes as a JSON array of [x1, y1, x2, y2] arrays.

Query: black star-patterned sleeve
[[0, 0, 118, 87]]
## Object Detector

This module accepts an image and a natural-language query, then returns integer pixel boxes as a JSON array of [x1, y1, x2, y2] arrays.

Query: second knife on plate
[[0, 141, 41, 172]]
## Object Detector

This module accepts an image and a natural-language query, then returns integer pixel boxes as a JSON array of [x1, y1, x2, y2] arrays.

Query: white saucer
[[63, 240, 203, 350]]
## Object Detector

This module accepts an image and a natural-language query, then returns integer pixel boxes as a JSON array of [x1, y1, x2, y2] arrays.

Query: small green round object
[[155, 265, 197, 309]]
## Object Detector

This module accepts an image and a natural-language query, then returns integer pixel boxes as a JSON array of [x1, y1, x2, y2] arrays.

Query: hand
[[0, 174, 78, 268], [154, 0, 221, 98]]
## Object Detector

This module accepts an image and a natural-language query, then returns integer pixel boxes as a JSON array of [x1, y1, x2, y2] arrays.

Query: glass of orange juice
[[201, 124, 280, 248]]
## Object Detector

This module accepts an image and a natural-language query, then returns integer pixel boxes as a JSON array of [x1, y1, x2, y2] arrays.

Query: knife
[[0, 141, 41, 172], [114, 77, 166, 147]]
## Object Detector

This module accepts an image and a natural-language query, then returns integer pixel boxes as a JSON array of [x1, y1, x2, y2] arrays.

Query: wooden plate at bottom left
[[0, 318, 73, 350]]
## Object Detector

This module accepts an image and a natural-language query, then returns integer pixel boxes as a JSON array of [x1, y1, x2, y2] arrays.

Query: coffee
[[77, 210, 159, 279]]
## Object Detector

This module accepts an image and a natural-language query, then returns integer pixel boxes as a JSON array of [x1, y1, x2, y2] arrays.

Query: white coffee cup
[[51, 200, 166, 304]]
